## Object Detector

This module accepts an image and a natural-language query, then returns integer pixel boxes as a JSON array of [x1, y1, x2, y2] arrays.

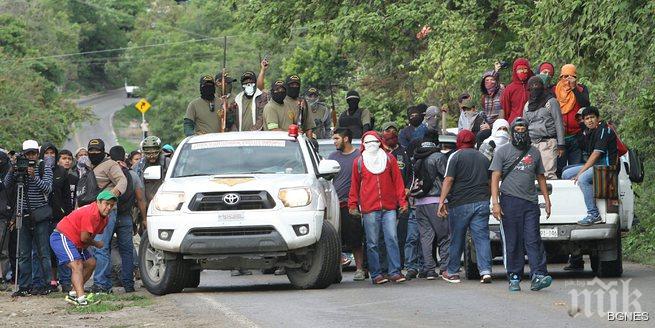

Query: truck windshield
[[172, 140, 307, 177]]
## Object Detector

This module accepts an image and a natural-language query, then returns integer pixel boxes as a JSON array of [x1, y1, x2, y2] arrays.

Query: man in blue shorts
[[50, 190, 116, 306]]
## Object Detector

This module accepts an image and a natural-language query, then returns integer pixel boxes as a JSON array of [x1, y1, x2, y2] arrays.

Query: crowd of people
[[0, 57, 620, 306], [324, 58, 619, 290], [0, 136, 170, 305]]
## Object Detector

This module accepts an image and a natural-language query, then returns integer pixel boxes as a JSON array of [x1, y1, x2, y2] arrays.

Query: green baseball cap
[[97, 190, 118, 202], [381, 122, 398, 131]]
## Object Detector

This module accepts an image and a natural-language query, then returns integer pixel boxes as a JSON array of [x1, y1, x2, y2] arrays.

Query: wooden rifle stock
[[220, 67, 227, 132]]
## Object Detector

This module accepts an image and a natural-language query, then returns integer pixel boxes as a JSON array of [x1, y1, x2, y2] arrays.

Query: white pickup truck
[[139, 131, 343, 295], [124, 79, 139, 98], [463, 154, 636, 280]]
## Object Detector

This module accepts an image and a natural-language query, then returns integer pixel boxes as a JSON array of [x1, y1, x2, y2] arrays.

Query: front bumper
[[147, 209, 324, 254], [489, 223, 618, 242]]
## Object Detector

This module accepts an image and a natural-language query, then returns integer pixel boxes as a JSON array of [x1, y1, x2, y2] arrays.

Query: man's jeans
[[403, 210, 422, 271], [562, 164, 598, 217], [446, 201, 492, 276], [499, 195, 548, 279], [18, 220, 52, 289], [557, 136, 583, 177], [362, 210, 402, 279], [93, 210, 135, 289]]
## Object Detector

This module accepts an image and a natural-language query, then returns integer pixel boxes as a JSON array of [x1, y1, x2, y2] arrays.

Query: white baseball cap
[[22, 140, 39, 152]]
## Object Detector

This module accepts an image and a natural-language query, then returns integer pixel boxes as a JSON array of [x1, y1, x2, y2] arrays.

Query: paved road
[[63, 88, 137, 151], [162, 261, 653, 328]]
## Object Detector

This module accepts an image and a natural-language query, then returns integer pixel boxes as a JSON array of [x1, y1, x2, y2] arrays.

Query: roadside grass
[[66, 293, 152, 314]]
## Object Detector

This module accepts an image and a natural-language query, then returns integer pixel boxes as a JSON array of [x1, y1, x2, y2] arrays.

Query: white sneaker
[[480, 274, 492, 283]]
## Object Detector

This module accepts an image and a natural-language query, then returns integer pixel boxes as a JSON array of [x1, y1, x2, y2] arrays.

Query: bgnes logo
[[567, 278, 649, 321]]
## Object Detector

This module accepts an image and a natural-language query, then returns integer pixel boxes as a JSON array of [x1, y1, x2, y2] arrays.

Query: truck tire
[[591, 226, 623, 278], [184, 268, 201, 288], [140, 233, 186, 295], [464, 232, 479, 280], [287, 221, 340, 289]]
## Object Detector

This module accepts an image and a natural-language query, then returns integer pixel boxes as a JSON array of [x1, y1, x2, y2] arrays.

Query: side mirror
[[317, 159, 340, 180], [143, 165, 162, 180]]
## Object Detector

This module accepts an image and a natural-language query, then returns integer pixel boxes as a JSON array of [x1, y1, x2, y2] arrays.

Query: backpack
[[76, 164, 109, 207], [117, 167, 135, 215], [627, 148, 644, 183]]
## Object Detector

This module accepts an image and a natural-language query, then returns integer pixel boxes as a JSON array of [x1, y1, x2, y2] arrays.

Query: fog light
[[293, 224, 309, 236], [159, 229, 173, 241]]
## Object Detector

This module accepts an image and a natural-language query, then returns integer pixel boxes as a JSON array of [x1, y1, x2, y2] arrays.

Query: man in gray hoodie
[[410, 141, 450, 280], [523, 76, 565, 179]]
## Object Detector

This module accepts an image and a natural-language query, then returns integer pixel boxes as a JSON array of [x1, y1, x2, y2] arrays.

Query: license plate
[[218, 213, 244, 221], [540, 228, 558, 238]]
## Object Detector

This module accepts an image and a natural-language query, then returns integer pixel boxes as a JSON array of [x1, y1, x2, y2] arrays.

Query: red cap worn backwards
[[456, 129, 476, 149]]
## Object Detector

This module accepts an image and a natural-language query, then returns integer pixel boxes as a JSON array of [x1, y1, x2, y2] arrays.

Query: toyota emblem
[[222, 193, 240, 205]]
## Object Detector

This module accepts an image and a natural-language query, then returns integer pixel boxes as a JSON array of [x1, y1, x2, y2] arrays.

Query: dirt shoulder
[[0, 287, 215, 327]]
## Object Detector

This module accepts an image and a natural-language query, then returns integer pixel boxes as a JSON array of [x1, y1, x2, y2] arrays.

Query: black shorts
[[339, 207, 364, 251]]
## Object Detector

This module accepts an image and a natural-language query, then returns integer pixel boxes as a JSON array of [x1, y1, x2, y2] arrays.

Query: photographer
[[3, 140, 54, 297]]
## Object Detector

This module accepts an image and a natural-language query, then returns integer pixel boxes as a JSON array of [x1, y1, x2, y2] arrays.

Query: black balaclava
[[199, 75, 215, 101], [511, 118, 531, 150], [271, 80, 287, 104], [286, 75, 301, 99], [408, 107, 423, 127], [527, 76, 547, 112], [346, 90, 360, 113]]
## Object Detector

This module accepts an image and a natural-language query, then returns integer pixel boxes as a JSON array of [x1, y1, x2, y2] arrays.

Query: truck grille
[[189, 226, 275, 237], [188, 191, 276, 211]]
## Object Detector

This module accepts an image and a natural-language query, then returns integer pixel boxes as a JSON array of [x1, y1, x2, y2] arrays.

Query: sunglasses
[[562, 75, 577, 79], [364, 140, 380, 144]]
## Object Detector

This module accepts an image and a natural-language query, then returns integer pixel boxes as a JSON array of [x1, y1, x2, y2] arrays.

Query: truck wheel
[[287, 221, 340, 289], [140, 233, 185, 295], [591, 226, 623, 278], [184, 268, 201, 288], [464, 232, 479, 280]]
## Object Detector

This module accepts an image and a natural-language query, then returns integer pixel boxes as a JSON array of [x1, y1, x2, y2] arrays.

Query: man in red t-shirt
[[49, 190, 117, 306]]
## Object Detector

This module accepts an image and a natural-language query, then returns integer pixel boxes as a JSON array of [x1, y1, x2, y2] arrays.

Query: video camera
[[14, 154, 36, 177]]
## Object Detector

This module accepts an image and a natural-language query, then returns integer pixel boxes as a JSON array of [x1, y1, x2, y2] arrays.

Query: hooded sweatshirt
[[348, 131, 408, 214], [39, 142, 73, 221], [501, 58, 534, 125], [480, 119, 511, 160], [480, 70, 504, 124]]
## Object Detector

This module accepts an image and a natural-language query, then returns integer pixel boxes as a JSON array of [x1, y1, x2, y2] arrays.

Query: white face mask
[[243, 83, 256, 96], [364, 140, 380, 152]]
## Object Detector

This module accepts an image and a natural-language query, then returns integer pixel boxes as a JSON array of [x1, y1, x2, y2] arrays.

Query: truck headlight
[[278, 188, 311, 208], [154, 192, 185, 211]]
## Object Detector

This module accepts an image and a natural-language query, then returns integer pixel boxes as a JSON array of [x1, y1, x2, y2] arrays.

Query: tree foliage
[[119, 0, 654, 261]]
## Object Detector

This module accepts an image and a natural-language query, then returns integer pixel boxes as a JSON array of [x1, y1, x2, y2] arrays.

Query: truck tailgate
[[488, 180, 589, 225]]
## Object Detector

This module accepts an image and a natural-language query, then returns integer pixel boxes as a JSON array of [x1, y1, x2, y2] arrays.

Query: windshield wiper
[[175, 173, 211, 178]]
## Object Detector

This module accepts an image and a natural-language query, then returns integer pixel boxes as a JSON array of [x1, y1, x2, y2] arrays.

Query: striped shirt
[[3, 164, 53, 211]]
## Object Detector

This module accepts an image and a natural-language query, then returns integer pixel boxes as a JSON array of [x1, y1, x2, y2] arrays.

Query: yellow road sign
[[135, 99, 151, 114]]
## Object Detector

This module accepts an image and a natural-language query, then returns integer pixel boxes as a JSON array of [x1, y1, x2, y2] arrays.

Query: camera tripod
[[13, 181, 24, 293]]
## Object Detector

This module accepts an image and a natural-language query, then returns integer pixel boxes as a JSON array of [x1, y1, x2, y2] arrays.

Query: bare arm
[[437, 177, 454, 217], [257, 59, 268, 91], [80, 231, 103, 248], [491, 171, 502, 220], [135, 186, 148, 229], [537, 174, 551, 218], [573, 151, 601, 182]]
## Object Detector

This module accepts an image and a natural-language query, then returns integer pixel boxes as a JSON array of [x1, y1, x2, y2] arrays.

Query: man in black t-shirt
[[562, 106, 618, 226], [437, 130, 492, 284]]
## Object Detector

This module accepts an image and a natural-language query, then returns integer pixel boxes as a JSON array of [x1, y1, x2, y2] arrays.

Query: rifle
[[220, 36, 228, 132]]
